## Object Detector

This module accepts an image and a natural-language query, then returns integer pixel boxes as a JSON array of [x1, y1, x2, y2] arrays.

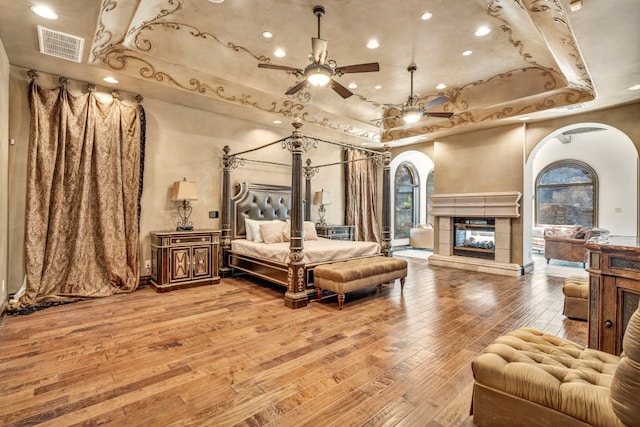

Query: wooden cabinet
[[586, 236, 640, 355], [150, 230, 220, 292], [315, 225, 354, 241]]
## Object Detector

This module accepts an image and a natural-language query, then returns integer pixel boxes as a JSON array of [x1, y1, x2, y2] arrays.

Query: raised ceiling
[[1, 0, 639, 146]]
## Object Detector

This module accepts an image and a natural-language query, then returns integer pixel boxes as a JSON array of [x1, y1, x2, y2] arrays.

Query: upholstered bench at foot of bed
[[313, 257, 408, 310]]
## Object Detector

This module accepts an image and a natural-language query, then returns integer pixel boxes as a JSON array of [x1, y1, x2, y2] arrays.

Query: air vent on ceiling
[[564, 103, 585, 111], [37, 25, 84, 63]]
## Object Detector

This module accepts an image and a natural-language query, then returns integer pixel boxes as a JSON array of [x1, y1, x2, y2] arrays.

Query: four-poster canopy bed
[[221, 120, 392, 309]]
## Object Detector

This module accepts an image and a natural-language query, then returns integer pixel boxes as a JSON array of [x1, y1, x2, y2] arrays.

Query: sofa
[[409, 223, 433, 249], [544, 225, 609, 266], [470, 304, 640, 426]]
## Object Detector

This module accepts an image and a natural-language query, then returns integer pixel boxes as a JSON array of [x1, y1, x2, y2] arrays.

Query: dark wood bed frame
[[221, 120, 391, 309]]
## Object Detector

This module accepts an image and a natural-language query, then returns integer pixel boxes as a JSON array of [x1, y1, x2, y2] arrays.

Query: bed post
[[381, 147, 392, 256], [284, 120, 308, 309], [220, 145, 233, 277], [304, 159, 317, 222]]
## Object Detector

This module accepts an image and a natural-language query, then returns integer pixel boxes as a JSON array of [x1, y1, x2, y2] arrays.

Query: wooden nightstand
[[315, 225, 354, 241], [150, 229, 220, 292]]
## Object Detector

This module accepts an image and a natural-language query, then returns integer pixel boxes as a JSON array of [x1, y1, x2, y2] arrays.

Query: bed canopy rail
[[221, 120, 391, 308]]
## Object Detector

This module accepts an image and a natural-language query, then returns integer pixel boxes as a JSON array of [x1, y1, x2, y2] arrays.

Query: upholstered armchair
[[409, 223, 433, 250], [470, 304, 640, 426]]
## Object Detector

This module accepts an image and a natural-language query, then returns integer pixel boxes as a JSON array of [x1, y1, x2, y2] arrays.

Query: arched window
[[426, 169, 435, 225], [394, 162, 419, 239], [535, 160, 598, 227]]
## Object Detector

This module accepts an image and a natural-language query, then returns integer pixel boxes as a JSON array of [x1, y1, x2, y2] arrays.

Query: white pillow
[[281, 220, 318, 241], [303, 221, 318, 240], [260, 221, 286, 244], [244, 217, 257, 241], [282, 219, 291, 242], [245, 218, 282, 243]]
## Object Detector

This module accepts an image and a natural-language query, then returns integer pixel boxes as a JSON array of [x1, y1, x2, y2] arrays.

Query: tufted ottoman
[[563, 275, 589, 321], [470, 322, 640, 427], [314, 256, 407, 309]]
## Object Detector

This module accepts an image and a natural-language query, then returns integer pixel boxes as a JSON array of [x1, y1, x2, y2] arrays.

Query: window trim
[[535, 159, 598, 227]]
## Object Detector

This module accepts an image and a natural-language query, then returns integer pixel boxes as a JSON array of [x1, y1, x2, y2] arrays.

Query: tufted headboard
[[230, 182, 293, 239]]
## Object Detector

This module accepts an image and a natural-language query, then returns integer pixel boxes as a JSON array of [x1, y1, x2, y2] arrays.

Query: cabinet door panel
[[170, 248, 191, 282], [192, 246, 211, 278]]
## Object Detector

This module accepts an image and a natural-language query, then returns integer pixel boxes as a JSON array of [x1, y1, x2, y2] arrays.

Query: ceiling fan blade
[[329, 79, 353, 98], [311, 37, 328, 63], [384, 103, 404, 111], [425, 111, 454, 118], [335, 62, 380, 74], [371, 116, 401, 122], [285, 80, 308, 96], [258, 63, 303, 73], [423, 95, 449, 110]]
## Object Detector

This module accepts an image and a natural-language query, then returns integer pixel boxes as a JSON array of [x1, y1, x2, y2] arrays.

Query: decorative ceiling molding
[[90, 0, 379, 141], [380, 0, 595, 142], [88, 0, 595, 145]]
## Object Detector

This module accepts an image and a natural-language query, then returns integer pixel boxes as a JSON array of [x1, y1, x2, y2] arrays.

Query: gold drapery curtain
[[346, 149, 381, 243], [8, 81, 142, 311]]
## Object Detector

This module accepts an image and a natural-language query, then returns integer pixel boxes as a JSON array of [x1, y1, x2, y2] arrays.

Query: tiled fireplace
[[429, 192, 523, 276]]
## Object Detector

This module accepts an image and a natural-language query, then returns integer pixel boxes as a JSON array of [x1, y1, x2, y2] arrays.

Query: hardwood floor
[[0, 256, 587, 426]]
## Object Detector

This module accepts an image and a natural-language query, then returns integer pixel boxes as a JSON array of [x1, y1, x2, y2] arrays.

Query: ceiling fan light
[[306, 66, 331, 87], [404, 112, 422, 123]]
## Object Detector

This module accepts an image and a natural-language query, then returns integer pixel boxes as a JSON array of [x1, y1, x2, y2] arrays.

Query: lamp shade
[[313, 189, 332, 206], [172, 180, 198, 201]]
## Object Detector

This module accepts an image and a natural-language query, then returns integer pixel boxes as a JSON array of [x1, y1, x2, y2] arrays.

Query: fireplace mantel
[[430, 191, 523, 276], [431, 192, 522, 218]]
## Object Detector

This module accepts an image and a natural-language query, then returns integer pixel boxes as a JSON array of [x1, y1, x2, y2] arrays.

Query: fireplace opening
[[454, 217, 496, 260]]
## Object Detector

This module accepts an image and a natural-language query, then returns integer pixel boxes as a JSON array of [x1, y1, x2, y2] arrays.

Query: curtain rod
[[25, 68, 143, 103]]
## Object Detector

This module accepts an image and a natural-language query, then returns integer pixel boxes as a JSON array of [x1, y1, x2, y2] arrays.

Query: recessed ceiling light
[[103, 76, 119, 84], [208, 0, 224, 3], [273, 120, 282, 124], [31, 5, 58, 20], [420, 12, 433, 21], [462, 50, 473, 56], [436, 83, 447, 90], [348, 83, 358, 89], [374, 85, 382, 89], [628, 84, 640, 91], [274, 48, 286, 58], [262, 31, 273, 39], [475, 26, 491, 37], [367, 39, 379, 49]]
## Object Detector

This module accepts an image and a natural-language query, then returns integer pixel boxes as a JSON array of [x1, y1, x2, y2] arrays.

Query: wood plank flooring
[[0, 256, 587, 426]]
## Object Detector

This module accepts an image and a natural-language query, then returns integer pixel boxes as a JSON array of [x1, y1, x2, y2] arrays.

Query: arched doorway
[[523, 123, 638, 268], [389, 151, 433, 247]]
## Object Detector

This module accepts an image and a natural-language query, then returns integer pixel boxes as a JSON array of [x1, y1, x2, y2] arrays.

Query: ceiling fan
[[257, 5, 380, 99], [379, 63, 453, 124]]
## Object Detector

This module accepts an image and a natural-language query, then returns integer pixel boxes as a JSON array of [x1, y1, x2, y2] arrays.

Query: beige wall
[[433, 125, 526, 264], [6, 68, 347, 292], [0, 38, 8, 310]]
